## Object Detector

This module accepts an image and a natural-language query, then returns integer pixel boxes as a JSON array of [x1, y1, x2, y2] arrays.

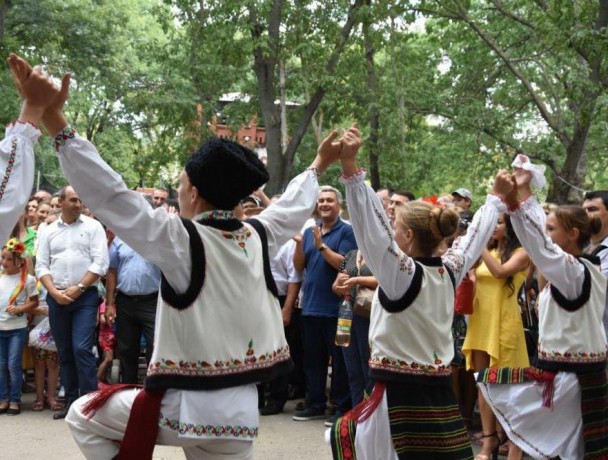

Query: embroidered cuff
[[5, 120, 42, 143], [0, 137, 18, 200], [53, 125, 77, 151], [509, 194, 537, 214], [338, 168, 366, 184], [485, 193, 507, 213], [12, 119, 39, 130], [306, 166, 320, 179]]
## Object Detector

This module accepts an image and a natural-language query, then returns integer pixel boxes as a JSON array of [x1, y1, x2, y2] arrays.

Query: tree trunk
[[278, 0, 365, 190], [249, 0, 284, 196], [0, 0, 11, 44], [363, 0, 380, 190]]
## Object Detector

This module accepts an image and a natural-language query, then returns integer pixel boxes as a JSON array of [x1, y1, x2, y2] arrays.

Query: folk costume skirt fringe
[[477, 367, 608, 460], [329, 380, 473, 459]]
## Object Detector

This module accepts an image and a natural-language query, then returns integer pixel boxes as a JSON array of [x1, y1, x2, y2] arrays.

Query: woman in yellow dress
[[462, 213, 530, 460]]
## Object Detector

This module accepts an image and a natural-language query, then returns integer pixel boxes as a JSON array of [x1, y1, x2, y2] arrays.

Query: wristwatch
[[318, 243, 327, 252], [77, 283, 87, 293]]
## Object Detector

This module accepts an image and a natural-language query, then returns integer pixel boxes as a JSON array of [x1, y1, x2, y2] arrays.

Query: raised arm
[[339, 126, 415, 300], [0, 54, 61, 242], [442, 181, 505, 286], [495, 168, 584, 299], [254, 131, 343, 257], [38, 64, 192, 293]]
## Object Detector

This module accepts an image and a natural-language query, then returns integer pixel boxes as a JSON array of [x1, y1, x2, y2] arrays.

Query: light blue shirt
[[109, 237, 161, 296]]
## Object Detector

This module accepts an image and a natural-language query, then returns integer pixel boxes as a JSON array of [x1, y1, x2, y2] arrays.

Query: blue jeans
[[48, 289, 99, 402], [341, 313, 370, 406], [301, 315, 352, 414], [0, 328, 28, 403]]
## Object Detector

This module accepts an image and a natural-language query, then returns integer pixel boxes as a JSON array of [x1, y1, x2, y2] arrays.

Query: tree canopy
[[1, 0, 606, 203]]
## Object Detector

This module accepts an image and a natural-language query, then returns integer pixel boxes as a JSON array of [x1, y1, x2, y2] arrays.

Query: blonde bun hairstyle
[[396, 202, 459, 256]]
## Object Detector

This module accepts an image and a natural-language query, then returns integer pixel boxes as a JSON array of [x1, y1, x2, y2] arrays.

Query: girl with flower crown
[[0, 238, 38, 415]]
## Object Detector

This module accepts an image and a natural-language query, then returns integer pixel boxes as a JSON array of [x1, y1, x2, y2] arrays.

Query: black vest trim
[[378, 262, 424, 313], [246, 218, 279, 299], [550, 260, 591, 312], [535, 357, 606, 374], [144, 359, 294, 391], [580, 253, 601, 266], [445, 266, 456, 290], [160, 218, 206, 310], [378, 258, 454, 314], [369, 367, 452, 386], [590, 245, 608, 259]]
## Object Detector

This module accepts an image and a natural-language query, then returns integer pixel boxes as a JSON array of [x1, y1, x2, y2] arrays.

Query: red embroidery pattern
[[0, 138, 17, 202], [369, 355, 450, 377], [222, 227, 252, 257], [148, 344, 290, 377], [53, 126, 76, 150], [538, 349, 606, 363], [160, 415, 258, 438]]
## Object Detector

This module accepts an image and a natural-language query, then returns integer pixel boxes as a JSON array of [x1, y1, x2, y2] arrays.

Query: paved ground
[[0, 393, 483, 459], [0, 395, 332, 460]]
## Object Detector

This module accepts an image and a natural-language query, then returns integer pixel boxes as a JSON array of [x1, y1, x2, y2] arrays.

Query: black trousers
[[115, 292, 157, 384]]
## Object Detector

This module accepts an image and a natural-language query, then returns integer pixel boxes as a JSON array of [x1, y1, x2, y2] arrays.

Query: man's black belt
[[117, 291, 158, 302]]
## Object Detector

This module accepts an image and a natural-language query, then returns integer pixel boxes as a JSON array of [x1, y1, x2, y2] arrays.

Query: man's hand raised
[[310, 130, 342, 175]]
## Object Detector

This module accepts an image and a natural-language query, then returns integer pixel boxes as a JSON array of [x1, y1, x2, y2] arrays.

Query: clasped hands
[[313, 124, 362, 174], [492, 165, 533, 208], [50, 286, 82, 305], [7, 53, 70, 129]]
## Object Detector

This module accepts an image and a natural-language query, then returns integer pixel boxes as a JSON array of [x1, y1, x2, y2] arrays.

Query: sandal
[[474, 432, 499, 460], [32, 399, 45, 411], [46, 398, 64, 411]]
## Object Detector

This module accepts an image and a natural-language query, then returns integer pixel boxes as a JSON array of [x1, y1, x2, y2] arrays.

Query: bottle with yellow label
[[335, 294, 353, 347]]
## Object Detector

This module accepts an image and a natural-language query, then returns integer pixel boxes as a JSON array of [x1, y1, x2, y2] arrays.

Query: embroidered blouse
[[509, 196, 607, 372], [0, 122, 40, 244], [340, 170, 502, 381]]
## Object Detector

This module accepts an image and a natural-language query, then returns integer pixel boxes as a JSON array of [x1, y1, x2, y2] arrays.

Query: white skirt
[[325, 389, 398, 460], [478, 371, 583, 460]]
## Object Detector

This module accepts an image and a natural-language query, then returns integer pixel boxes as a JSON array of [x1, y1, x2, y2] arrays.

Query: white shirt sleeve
[[55, 129, 317, 294], [35, 223, 52, 280], [509, 195, 584, 299], [87, 220, 110, 276], [252, 170, 319, 258], [442, 194, 503, 285], [55, 130, 193, 293], [0, 122, 40, 244], [341, 170, 415, 300], [342, 170, 502, 299]]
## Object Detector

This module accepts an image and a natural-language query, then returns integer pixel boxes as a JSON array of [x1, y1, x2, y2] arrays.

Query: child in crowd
[[30, 283, 63, 412], [96, 301, 116, 384], [0, 238, 39, 415]]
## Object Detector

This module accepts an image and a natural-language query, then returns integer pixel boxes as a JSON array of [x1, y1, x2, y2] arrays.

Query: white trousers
[[66, 389, 254, 460]]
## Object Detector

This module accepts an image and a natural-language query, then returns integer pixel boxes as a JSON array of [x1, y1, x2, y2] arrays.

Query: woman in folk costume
[[329, 126, 504, 460], [478, 159, 608, 460], [12, 53, 345, 460]]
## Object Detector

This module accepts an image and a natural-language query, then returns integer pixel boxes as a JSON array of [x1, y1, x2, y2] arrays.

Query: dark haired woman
[[462, 214, 530, 459], [478, 167, 608, 459]]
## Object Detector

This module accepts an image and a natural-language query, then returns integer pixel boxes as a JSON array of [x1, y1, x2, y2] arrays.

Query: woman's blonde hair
[[395, 201, 459, 256]]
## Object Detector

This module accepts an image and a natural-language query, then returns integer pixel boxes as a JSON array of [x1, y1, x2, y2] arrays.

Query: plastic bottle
[[335, 294, 353, 347]]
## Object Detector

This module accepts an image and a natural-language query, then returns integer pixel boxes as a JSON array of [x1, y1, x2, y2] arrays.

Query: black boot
[[53, 400, 73, 420]]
